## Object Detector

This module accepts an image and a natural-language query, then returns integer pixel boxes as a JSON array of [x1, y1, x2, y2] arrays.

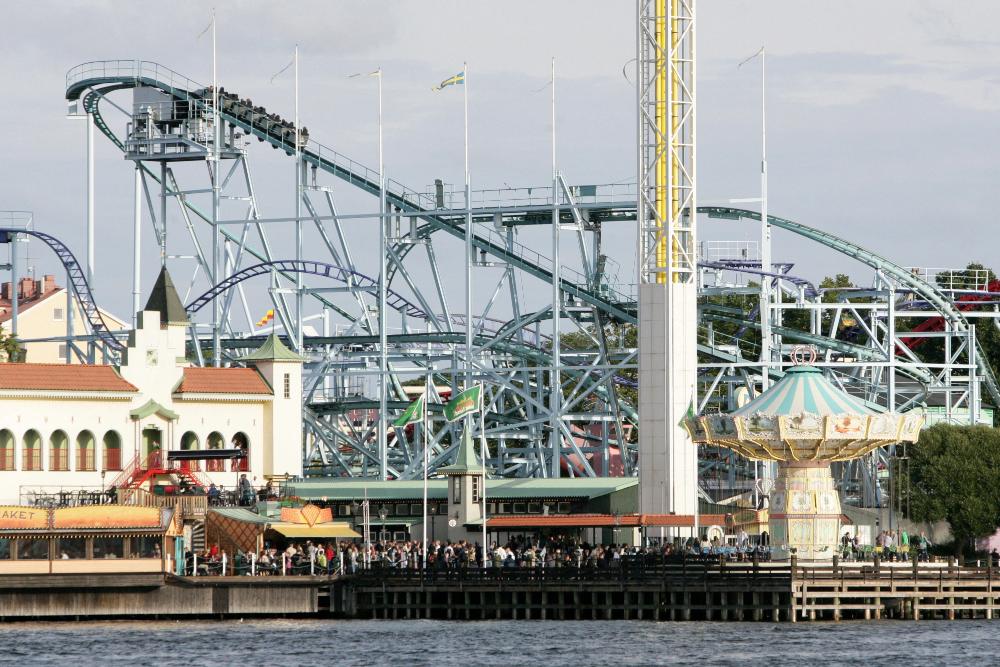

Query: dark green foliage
[[906, 424, 1000, 553], [0, 331, 23, 362]]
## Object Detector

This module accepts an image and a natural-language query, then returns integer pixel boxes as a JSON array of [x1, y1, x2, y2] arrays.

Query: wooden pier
[[332, 559, 1000, 622], [2, 559, 998, 622]]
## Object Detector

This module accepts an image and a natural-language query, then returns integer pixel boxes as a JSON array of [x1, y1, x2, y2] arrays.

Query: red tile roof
[[0, 363, 138, 392], [175, 367, 271, 395]]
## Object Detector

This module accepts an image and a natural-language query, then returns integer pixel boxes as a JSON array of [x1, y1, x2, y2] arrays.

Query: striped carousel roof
[[732, 366, 874, 417]]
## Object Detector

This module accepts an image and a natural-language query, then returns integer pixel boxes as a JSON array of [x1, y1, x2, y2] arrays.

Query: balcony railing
[[117, 487, 208, 519]]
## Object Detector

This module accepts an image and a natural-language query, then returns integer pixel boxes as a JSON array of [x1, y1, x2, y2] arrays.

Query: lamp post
[[378, 505, 388, 549]]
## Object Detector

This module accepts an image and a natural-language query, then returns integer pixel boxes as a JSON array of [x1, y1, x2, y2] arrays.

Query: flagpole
[[422, 385, 429, 569], [377, 67, 388, 482], [463, 61, 472, 391], [479, 398, 487, 565], [294, 45, 303, 356], [550, 56, 562, 477], [210, 8, 221, 367], [463, 62, 477, 559]]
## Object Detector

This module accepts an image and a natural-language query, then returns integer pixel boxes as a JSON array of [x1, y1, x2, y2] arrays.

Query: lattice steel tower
[[637, 0, 698, 526]]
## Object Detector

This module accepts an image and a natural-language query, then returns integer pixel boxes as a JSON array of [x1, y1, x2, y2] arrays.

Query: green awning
[[130, 399, 179, 421]]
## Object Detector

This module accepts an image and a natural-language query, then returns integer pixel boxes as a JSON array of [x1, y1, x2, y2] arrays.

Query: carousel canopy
[[685, 365, 923, 463], [732, 366, 874, 417]]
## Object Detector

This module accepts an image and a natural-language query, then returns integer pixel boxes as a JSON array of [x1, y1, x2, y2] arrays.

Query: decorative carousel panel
[[788, 490, 814, 513], [735, 413, 779, 441], [825, 414, 868, 439], [770, 520, 787, 545], [815, 518, 840, 546], [770, 491, 786, 513], [817, 490, 840, 514], [685, 416, 709, 442], [867, 413, 904, 440], [899, 413, 925, 441], [704, 414, 738, 440], [779, 414, 824, 440], [788, 518, 814, 545]]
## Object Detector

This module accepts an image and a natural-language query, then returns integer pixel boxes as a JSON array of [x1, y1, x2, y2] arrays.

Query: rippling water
[[3, 619, 991, 666]]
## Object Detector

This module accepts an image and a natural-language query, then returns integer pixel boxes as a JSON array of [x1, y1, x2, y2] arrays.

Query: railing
[[119, 487, 208, 518], [474, 225, 634, 304], [108, 451, 143, 489], [20, 486, 114, 507], [699, 240, 760, 262], [67, 60, 204, 101], [347, 559, 793, 586], [422, 182, 638, 210], [0, 211, 32, 229], [905, 266, 992, 292], [0, 450, 12, 471]]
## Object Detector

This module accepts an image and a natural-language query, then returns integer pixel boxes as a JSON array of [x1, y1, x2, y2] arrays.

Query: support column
[[132, 166, 142, 326], [86, 112, 95, 292]]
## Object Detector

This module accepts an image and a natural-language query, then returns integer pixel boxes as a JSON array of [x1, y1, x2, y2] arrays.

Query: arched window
[[49, 430, 69, 471], [206, 431, 224, 472], [22, 429, 41, 471], [103, 431, 122, 472], [231, 432, 249, 472], [76, 431, 96, 471], [180, 431, 200, 472], [0, 429, 13, 471]]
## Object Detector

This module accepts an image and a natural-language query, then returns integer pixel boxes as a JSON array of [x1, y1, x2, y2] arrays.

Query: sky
[[0, 1, 997, 326]]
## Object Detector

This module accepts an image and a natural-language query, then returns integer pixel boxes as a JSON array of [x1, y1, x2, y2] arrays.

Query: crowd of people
[[183, 533, 774, 577], [839, 529, 933, 562]]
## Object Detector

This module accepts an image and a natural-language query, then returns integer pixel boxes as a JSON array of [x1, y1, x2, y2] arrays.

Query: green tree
[[0, 331, 22, 362], [906, 423, 1000, 555]]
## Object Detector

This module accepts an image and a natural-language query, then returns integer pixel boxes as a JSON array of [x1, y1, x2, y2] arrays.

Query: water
[[3, 619, 990, 666]]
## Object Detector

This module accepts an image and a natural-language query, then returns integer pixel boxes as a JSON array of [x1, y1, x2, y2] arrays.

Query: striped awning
[[733, 365, 874, 417]]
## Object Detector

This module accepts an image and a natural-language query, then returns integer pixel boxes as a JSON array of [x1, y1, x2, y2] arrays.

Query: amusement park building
[[0, 269, 303, 504]]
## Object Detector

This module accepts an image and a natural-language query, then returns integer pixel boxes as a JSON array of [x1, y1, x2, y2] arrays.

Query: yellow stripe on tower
[[655, 0, 667, 284], [671, 0, 682, 284]]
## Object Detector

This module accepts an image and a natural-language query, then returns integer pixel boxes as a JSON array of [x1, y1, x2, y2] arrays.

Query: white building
[[0, 268, 303, 504]]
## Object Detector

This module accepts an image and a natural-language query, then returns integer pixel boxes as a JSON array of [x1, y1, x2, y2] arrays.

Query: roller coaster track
[[212, 330, 639, 423], [65, 61, 636, 326], [185, 260, 426, 318], [699, 206, 1000, 407], [699, 260, 819, 299], [64, 61, 996, 409], [0, 227, 123, 353]]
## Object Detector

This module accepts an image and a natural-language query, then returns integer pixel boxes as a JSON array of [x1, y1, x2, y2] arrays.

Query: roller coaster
[[0, 57, 983, 505]]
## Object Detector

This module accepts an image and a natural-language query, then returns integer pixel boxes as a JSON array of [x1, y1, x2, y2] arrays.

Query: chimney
[[18, 277, 35, 300], [42, 275, 55, 294]]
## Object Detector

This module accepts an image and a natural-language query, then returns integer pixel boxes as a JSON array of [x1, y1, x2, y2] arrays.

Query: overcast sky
[[0, 1, 996, 324]]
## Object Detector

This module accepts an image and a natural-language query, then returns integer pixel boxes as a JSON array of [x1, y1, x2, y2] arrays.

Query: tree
[[0, 331, 22, 362], [906, 423, 1000, 555]]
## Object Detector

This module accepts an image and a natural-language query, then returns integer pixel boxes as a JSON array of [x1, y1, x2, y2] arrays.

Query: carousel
[[685, 351, 923, 560]]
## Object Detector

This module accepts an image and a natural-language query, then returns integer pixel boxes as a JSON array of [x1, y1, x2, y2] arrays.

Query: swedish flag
[[433, 71, 465, 92]]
